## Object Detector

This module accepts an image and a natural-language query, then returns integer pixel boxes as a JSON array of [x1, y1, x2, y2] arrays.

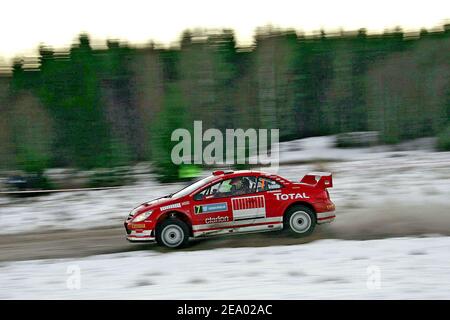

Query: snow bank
[[1, 236, 449, 299], [278, 135, 439, 163], [0, 174, 183, 234]]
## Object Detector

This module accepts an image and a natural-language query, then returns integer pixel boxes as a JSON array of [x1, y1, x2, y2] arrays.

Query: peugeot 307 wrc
[[124, 170, 336, 248]]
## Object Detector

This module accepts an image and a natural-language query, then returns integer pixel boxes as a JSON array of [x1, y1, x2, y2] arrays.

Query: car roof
[[213, 170, 262, 177], [186, 170, 291, 196], [212, 170, 290, 181]]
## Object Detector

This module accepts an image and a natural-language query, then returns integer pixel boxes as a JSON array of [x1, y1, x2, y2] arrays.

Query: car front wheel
[[156, 218, 190, 249], [284, 205, 316, 236]]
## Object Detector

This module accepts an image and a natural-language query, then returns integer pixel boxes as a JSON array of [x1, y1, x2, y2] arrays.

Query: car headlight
[[132, 210, 153, 222]]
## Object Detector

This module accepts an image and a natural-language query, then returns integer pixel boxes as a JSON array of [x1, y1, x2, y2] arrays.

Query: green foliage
[[36, 36, 113, 169], [178, 164, 201, 180], [437, 125, 450, 151], [1, 27, 449, 183], [10, 92, 52, 174], [366, 36, 450, 144], [150, 84, 187, 182]]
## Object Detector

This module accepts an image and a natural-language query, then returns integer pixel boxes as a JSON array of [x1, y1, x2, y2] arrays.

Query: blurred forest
[[0, 25, 449, 182]]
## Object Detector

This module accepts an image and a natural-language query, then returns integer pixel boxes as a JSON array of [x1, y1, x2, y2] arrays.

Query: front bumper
[[124, 222, 155, 242], [126, 230, 155, 242]]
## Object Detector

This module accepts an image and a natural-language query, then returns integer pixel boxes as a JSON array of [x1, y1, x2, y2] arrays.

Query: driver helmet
[[230, 177, 242, 187]]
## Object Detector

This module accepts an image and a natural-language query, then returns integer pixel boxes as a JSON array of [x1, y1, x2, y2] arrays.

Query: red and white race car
[[124, 170, 335, 248]]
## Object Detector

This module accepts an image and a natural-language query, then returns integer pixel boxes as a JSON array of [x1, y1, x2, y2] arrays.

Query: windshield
[[170, 175, 217, 199]]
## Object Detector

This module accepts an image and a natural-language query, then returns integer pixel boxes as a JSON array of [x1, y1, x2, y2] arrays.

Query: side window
[[201, 176, 257, 198], [237, 176, 257, 195], [195, 179, 230, 200], [216, 179, 232, 194], [195, 186, 211, 199], [256, 177, 282, 192]]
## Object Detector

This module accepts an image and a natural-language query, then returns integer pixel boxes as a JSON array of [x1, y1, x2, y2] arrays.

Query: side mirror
[[193, 193, 204, 201]]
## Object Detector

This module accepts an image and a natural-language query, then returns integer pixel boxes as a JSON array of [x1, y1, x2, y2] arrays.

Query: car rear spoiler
[[300, 172, 333, 189]]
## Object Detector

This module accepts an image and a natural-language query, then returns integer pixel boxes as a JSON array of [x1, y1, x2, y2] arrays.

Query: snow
[[0, 135, 449, 235], [1, 236, 449, 299], [281, 152, 450, 208], [277, 135, 438, 163], [0, 175, 185, 234]]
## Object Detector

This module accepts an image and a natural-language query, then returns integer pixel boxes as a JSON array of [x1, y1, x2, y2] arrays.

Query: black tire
[[155, 218, 190, 249], [283, 205, 316, 236]]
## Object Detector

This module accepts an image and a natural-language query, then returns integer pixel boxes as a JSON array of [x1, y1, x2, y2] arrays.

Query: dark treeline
[[0, 26, 449, 181]]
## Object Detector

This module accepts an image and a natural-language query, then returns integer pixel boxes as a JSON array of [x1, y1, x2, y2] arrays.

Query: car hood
[[135, 195, 177, 213], [144, 196, 174, 208]]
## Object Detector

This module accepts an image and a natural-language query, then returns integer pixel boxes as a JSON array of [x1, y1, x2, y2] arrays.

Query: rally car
[[124, 170, 335, 248]]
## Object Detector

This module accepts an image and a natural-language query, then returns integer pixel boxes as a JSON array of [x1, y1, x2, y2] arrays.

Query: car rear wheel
[[284, 205, 316, 236], [156, 218, 190, 249]]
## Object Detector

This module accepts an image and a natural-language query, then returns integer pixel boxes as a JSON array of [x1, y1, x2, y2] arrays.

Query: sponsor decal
[[181, 201, 190, 206], [160, 203, 182, 211], [193, 216, 283, 230], [194, 202, 228, 214], [130, 223, 145, 229], [232, 195, 266, 220], [205, 216, 229, 224], [274, 193, 310, 200]]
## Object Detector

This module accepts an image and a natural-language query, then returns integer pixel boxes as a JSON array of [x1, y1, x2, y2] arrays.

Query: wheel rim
[[289, 211, 312, 233], [161, 225, 184, 247]]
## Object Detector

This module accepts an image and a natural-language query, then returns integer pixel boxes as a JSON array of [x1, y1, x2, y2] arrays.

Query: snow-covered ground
[[0, 136, 448, 235], [0, 136, 448, 299], [0, 236, 449, 299]]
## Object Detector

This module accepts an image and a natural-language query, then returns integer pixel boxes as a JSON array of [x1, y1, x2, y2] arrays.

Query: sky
[[0, 0, 449, 62]]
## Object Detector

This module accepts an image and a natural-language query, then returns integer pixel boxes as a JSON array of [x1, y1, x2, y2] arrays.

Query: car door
[[229, 176, 266, 222], [191, 179, 234, 236]]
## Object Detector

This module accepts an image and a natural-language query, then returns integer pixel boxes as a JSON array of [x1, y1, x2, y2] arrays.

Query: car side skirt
[[193, 220, 283, 238]]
